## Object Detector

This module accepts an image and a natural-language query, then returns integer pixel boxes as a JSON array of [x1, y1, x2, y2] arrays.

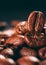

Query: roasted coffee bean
[[24, 32, 45, 47], [39, 60, 46, 65], [20, 47, 37, 57], [16, 56, 40, 65], [5, 35, 24, 48], [0, 54, 5, 59], [35, 11, 45, 32], [2, 28, 17, 37], [6, 58, 16, 65], [0, 55, 16, 65], [0, 34, 8, 47], [28, 11, 37, 32], [0, 34, 9, 45], [38, 47, 46, 59], [0, 48, 14, 58], [28, 11, 45, 33], [15, 21, 28, 34]]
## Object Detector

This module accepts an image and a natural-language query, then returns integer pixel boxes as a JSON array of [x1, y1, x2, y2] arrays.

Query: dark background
[[0, 0, 46, 22]]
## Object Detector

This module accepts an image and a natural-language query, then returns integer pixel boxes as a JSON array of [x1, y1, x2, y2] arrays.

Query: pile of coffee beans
[[0, 11, 46, 65]]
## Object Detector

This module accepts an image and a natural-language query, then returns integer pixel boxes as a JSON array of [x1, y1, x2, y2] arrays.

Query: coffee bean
[[0, 55, 16, 65], [35, 11, 45, 32], [20, 47, 37, 57], [28, 11, 45, 33], [0, 54, 5, 59], [6, 58, 16, 65], [0, 48, 14, 58], [2, 28, 17, 37], [24, 32, 45, 47], [16, 56, 40, 65], [28, 11, 37, 32], [38, 47, 46, 59], [5, 35, 24, 48], [15, 21, 28, 34]]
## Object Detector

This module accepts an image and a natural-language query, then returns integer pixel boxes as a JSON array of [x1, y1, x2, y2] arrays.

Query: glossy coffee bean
[[6, 58, 16, 65], [0, 48, 14, 58], [20, 47, 37, 57], [24, 32, 45, 47], [15, 21, 28, 34], [0, 34, 9, 46], [28, 11, 37, 32], [38, 47, 46, 59], [16, 56, 40, 65], [0, 54, 5, 59], [0, 55, 16, 65], [39, 60, 46, 65], [35, 11, 45, 32], [2, 28, 17, 37], [5, 35, 24, 48], [28, 11, 45, 33]]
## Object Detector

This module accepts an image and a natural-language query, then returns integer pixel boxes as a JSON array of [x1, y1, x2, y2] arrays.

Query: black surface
[[0, 0, 46, 22]]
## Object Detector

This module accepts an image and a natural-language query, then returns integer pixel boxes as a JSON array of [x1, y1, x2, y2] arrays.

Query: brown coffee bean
[[15, 21, 28, 34], [0, 55, 16, 65], [5, 35, 24, 48], [24, 32, 45, 47], [6, 58, 16, 65], [28, 11, 45, 33], [0, 54, 5, 59], [0, 48, 14, 58], [35, 11, 45, 32], [20, 47, 37, 57], [38, 47, 46, 59], [16, 56, 40, 65], [0, 34, 9, 47], [39, 60, 46, 65], [2, 28, 17, 37], [28, 11, 37, 32]]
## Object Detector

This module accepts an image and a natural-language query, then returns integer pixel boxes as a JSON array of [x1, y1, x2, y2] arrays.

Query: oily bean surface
[[28, 11, 45, 33]]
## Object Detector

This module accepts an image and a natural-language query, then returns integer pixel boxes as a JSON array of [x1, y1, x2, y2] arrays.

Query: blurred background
[[0, 0, 46, 22]]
